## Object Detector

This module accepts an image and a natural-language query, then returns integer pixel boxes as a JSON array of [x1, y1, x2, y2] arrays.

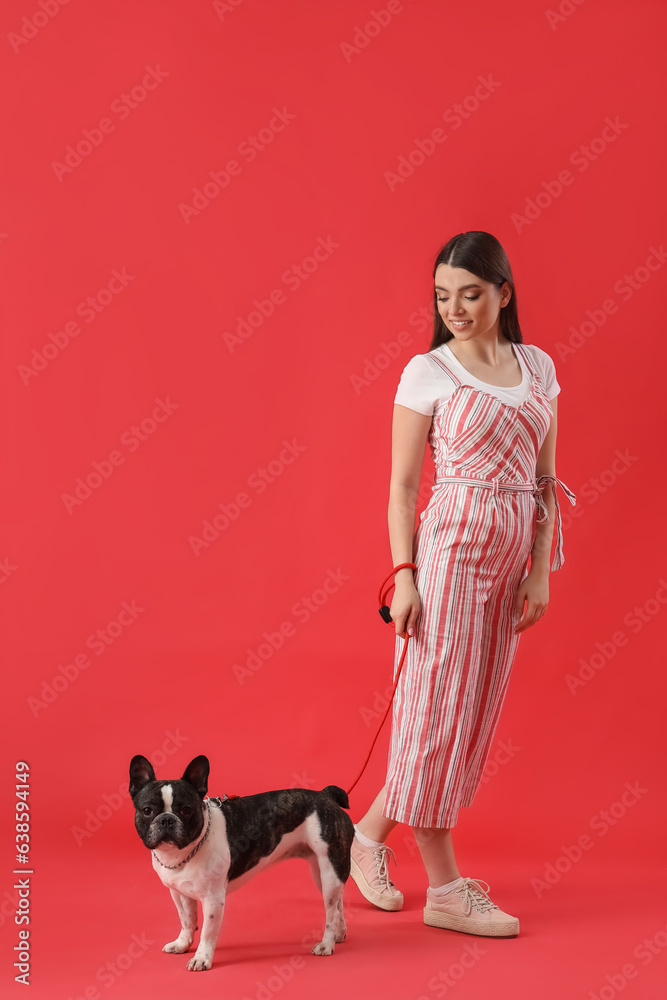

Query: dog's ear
[[182, 756, 209, 797], [129, 755, 156, 798]]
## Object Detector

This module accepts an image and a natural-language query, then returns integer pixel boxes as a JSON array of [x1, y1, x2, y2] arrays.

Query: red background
[[2, 1, 666, 997]]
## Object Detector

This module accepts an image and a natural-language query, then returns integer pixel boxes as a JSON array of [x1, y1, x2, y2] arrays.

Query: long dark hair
[[428, 231, 522, 351]]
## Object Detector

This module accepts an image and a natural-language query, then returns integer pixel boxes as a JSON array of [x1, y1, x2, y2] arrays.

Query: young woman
[[350, 231, 576, 938]]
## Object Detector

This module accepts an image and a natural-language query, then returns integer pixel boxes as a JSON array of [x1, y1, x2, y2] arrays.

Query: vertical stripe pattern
[[383, 344, 572, 828]]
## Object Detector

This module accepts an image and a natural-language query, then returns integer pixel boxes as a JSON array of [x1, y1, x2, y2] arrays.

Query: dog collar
[[151, 800, 212, 870]]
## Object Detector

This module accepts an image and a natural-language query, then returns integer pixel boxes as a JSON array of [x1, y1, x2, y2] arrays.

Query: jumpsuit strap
[[514, 342, 543, 387], [513, 342, 532, 371], [428, 350, 463, 387], [533, 475, 577, 571]]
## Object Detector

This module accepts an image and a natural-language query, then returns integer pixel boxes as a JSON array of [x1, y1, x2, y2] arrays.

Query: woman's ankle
[[355, 819, 386, 841], [355, 816, 398, 844], [428, 874, 462, 892], [354, 825, 385, 848]]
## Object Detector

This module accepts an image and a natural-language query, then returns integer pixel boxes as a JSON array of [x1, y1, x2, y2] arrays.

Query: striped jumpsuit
[[383, 343, 576, 829]]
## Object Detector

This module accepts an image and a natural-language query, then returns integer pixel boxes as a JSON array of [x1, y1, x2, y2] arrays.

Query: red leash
[[346, 562, 417, 797]]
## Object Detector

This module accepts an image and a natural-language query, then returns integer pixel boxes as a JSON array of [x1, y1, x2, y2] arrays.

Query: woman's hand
[[513, 569, 549, 633], [390, 582, 421, 639]]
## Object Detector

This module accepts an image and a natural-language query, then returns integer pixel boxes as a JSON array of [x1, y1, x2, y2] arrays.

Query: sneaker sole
[[349, 858, 403, 911], [423, 907, 519, 937]]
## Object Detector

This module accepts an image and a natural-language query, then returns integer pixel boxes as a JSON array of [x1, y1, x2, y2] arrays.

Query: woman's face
[[434, 264, 511, 341]]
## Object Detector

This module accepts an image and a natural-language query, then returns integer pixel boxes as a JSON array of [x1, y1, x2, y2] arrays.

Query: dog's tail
[[321, 785, 350, 810]]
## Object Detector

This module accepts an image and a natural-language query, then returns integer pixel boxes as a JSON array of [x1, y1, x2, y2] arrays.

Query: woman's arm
[[387, 403, 431, 635], [530, 395, 560, 576], [513, 395, 560, 633]]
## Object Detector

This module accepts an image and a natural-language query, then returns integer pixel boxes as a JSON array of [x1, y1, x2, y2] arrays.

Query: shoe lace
[[455, 877, 499, 914], [372, 845, 398, 890]]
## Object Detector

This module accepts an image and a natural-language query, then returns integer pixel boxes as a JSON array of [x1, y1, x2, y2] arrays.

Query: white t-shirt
[[394, 342, 561, 416]]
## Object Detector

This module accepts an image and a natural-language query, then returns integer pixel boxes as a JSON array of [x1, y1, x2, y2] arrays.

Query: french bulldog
[[129, 754, 355, 971]]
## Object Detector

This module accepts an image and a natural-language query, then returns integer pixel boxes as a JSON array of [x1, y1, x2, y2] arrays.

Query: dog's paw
[[335, 929, 347, 943], [186, 952, 212, 971], [162, 937, 192, 954], [311, 941, 335, 956]]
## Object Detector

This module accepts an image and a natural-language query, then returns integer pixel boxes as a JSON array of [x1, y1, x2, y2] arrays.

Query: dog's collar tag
[[206, 793, 240, 804]]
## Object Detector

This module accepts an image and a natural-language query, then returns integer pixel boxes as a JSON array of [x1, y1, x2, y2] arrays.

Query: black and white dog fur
[[129, 754, 355, 971]]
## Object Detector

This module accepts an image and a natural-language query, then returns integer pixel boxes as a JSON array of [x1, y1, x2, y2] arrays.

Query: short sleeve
[[530, 346, 561, 399], [393, 355, 438, 415]]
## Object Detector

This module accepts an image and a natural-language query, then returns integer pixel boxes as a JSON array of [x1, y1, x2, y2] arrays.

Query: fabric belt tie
[[434, 473, 577, 572], [532, 474, 577, 571]]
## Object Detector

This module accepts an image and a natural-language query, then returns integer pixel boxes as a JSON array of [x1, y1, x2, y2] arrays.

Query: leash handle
[[346, 563, 417, 798]]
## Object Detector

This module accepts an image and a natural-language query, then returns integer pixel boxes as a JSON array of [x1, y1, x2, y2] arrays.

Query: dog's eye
[[142, 806, 154, 816], [180, 806, 192, 817]]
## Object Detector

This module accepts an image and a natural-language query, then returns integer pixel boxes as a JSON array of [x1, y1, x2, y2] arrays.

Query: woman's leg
[[355, 785, 399, 843], [350, 785, 404, 910], [414, 826, 461, 886], [417, 823, 520, 935]]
